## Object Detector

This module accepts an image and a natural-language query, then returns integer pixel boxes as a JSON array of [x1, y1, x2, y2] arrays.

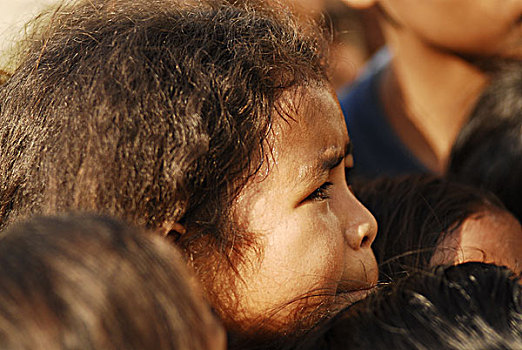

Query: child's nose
[[343, 197, 378, 251]]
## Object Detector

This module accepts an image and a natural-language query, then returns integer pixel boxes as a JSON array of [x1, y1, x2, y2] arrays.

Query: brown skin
[[342, 0, 522, 173], [228, 85, 378, 332]]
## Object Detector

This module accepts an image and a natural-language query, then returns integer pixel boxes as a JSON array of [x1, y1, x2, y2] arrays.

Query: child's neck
[[379, 24, 488, 174]]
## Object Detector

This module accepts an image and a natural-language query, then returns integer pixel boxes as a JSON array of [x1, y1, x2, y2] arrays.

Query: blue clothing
[[338, 55, 428, 179]]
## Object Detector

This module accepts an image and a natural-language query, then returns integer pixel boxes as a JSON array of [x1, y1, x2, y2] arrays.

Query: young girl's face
[[379, 0, 522, 58], [231, 85, 378, 329]]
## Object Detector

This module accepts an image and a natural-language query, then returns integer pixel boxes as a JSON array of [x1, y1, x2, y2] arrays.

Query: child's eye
[[306, 182, 333, 201]]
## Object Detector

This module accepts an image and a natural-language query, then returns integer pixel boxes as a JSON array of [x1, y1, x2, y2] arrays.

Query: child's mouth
[[335, 283, 377, 305]]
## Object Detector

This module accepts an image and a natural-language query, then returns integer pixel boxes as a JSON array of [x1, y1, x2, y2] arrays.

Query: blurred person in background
[[448, 62, 522, 224], [338, 0, 522, 179]]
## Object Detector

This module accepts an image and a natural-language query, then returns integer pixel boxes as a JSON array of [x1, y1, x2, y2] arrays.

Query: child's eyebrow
[[298, 141, 352, 186], [320, 142, 352, 172]]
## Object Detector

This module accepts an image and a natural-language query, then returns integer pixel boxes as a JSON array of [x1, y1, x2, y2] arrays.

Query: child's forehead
[[260, 84, 348, 170], [274, 82, 326, 113], [272, 82, 339, 128], [232, 83, 347, 194]]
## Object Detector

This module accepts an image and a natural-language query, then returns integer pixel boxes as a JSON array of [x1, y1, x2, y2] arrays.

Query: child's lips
[[335, 282, 377, 304]]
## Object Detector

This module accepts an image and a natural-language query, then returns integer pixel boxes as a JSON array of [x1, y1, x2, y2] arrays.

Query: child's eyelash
[[307, 182, 333, 201]]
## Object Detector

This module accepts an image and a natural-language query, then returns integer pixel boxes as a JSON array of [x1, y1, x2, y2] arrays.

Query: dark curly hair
[[352, 175, 504, 281], [0, 0, 329, 332], [293, 262, 522, 350]]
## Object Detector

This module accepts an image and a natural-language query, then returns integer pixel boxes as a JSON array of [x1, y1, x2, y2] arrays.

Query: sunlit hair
[[449, 62, 522, 223], [0, 214, 223, 349], [0, 0, 329, 331], [352, 175, 504, 281], [292, 262, 522, 349]]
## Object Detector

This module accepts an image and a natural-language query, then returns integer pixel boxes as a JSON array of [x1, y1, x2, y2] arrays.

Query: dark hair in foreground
[[293, 262, 522, 350], [0, 214, 223, 349], [448, 62, 522, 223], [352, 175, 504, 281], [0, 0, 328, 331]]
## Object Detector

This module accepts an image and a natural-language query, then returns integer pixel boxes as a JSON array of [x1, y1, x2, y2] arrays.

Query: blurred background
[[0, 0, 57, 52]]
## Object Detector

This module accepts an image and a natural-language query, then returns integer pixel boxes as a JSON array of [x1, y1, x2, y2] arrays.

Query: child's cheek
[[304, 204, 347, 276]]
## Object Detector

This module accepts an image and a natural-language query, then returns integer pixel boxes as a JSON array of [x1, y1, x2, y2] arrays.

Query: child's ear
[[160, 221, 186, 241], [340, 0, 377, 9]]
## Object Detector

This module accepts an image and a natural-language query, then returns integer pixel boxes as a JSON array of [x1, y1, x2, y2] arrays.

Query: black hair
[[352, 175, 504, 281], [448, 62, 522, 223], [0, 0, 327, 234], [292, 262, 522, 349], [0, 0, 329, 329], [0, 213, 224, 349]]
